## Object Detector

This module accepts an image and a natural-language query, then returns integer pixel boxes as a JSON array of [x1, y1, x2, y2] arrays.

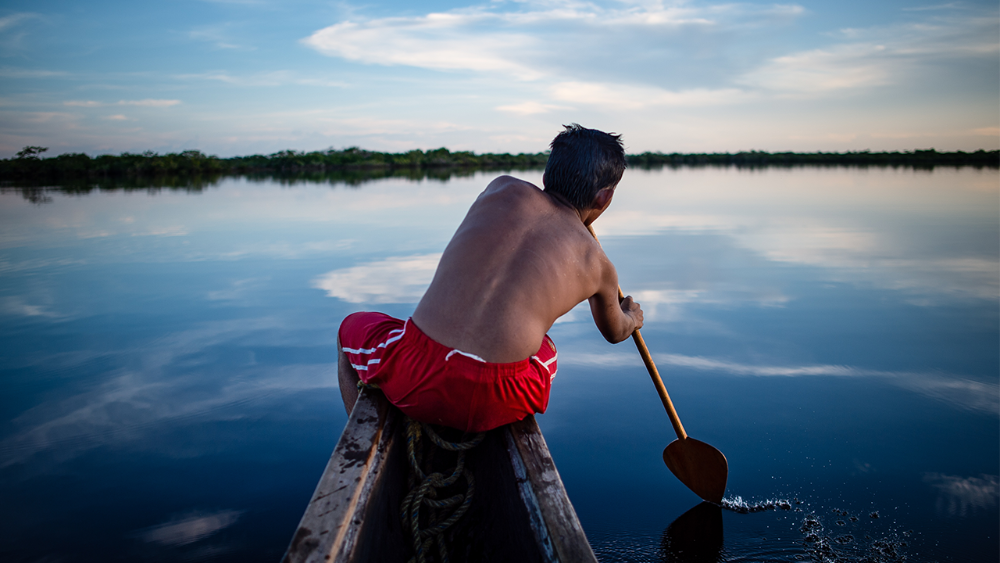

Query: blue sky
[[1, 0, 997, 157]]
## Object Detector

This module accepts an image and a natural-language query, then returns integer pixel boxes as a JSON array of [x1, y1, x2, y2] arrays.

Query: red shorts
[[338, 312, 557, 433]]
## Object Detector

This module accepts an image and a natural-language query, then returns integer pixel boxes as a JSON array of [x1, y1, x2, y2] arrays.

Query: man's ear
[[593, 187, 615, 211]]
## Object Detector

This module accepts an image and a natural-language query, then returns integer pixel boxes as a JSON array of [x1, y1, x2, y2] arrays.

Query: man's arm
[[588, 258, 644, 343]]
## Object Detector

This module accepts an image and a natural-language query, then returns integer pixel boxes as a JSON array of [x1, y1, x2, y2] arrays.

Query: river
[[1, 165, 997, 562]]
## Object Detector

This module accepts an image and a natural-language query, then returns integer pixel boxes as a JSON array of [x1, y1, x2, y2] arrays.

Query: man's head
[[543, 124, 626, 210]]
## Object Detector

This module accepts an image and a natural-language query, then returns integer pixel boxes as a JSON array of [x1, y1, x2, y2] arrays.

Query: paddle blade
[[663, 438, 728, 504]]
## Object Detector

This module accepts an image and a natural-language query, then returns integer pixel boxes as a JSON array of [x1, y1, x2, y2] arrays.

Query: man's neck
[[544, 190, 588, 224]]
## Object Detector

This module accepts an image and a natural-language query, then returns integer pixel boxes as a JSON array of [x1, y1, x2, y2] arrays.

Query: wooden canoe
[[282, 387, 598, 563]]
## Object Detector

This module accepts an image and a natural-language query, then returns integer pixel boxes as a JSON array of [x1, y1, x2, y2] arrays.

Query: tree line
[[2, 146, 997, 185]]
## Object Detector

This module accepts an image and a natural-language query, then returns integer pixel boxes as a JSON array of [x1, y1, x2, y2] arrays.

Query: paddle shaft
[[588, 225, 688, 441]]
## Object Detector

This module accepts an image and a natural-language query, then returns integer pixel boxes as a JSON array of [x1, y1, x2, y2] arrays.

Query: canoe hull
[[283, 388, 597, 563]]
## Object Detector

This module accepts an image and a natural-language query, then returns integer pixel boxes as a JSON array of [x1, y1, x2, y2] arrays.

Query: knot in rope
[[400, 416, 485, 563]]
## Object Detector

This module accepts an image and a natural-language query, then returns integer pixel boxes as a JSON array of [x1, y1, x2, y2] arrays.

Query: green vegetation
[[1, 146, 997, 188], [627, 149, 999, 168]]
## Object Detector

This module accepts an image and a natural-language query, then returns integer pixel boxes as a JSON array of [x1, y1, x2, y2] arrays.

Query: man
[[338, 124, 643, 432]]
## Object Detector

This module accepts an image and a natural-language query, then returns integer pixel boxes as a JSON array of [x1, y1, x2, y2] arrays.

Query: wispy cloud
[[0, 67, 68, 79], [188, 25, 255, 50], [496, 101, 568, 115], [302, 0, 806, 83], [64, 100, 103, 107], [304, 0, 997, 108], [740, 13, 1000, 97], [64, 99, 182, 108], [550, 81, 748, 109], [120, 99, 182, 107], [0, 13, 39, 33], [304, 12, 544, 80], [175, 70, 347, 88]]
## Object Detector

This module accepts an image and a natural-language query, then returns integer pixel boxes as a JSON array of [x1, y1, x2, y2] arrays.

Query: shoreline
[[2, 147, 997, 185]]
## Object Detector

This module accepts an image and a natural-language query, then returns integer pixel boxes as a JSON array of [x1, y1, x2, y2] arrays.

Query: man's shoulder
[[484, 175, 541, 195]]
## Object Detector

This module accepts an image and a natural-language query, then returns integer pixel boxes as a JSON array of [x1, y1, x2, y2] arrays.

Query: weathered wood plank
[[285, 394, 597, 563], [509, 416, 598, 563], [282, 387, 390, 563], [506, 424, 559, 563]]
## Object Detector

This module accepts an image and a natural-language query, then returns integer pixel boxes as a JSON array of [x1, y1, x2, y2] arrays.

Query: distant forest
[[1, 145, 997, 188]]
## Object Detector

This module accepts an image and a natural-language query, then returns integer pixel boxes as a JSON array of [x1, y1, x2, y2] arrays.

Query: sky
[[0, 0, 997, 157]]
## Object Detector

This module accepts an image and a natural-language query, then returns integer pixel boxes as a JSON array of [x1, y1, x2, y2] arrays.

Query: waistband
[[405, 317, 543, 370]]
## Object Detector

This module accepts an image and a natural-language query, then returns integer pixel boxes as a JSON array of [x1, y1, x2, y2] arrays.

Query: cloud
[[0, 13, 38, 33], [175, 70, 347, 88], [303, 0, 997, 111], [496, 101, 568, 115], [64, 99, 181, 108], [304, 13, 543, 80], [739, 12, 1000, 96], [302, 0, 806, 83], [741, 44, 894, 94], [138, 510, 243, 546], [972, 127, 1000, 137], [0, 67, 68, 78], [119, 99, 182, 107], [550, 81, 748, 109], [134, 225, 188, 237], [312, 253, 441, 303], [187, 24, 256, 50]]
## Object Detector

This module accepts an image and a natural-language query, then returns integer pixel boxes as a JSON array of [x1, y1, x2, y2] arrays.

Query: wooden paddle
[[588, 225, 728, 504]]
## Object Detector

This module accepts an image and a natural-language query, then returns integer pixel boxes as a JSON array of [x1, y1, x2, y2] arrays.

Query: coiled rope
[[356, 380, 485, 563], [400, 417, 485, 563]]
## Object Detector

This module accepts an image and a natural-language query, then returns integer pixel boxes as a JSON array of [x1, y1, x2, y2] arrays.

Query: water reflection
[[313, 253, 442, 303], [924, 473, 1000, 517], [660, 502, 724, 563], [1, 167, 996, 562]]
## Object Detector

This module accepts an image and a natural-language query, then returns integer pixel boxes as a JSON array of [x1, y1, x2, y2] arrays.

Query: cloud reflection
[[139, 509, 243, 546], [924, 473, 999, 518], [0, 318, 337, 467], [604, 168, 999, 306], [312, 253, 441, 304], [562, 351, 999, 415]]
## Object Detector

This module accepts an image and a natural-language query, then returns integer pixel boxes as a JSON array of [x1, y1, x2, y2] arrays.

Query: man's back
[[412, 175, 609, 363], [339, 125, 640, 428]]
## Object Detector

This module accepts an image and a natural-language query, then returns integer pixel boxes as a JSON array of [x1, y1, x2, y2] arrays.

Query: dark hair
[[543, 124, 626, 209]]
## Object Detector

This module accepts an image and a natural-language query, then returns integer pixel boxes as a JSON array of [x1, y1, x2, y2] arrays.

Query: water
[[1, 166, 997, 562]]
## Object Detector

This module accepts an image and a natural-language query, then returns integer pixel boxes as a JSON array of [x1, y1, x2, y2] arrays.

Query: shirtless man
[[337, 124, 643, 432]]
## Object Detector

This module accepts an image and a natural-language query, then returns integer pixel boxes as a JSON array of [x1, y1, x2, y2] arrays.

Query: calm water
[[1, 167, 997, 562]]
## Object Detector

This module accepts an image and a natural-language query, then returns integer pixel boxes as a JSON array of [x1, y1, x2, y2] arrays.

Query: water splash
[[719, 495, 914, 562], [721, 495, 795, 513]]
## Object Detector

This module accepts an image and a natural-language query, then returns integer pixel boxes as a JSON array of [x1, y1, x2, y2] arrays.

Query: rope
[[355, 380, 484, 562], [400, 416, 485, 563]]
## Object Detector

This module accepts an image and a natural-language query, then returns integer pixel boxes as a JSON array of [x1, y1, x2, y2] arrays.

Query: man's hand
[[620, 295, 644, 333]]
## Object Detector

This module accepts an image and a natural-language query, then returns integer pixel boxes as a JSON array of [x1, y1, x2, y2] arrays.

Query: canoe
[[282, 386, 598, 563]]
